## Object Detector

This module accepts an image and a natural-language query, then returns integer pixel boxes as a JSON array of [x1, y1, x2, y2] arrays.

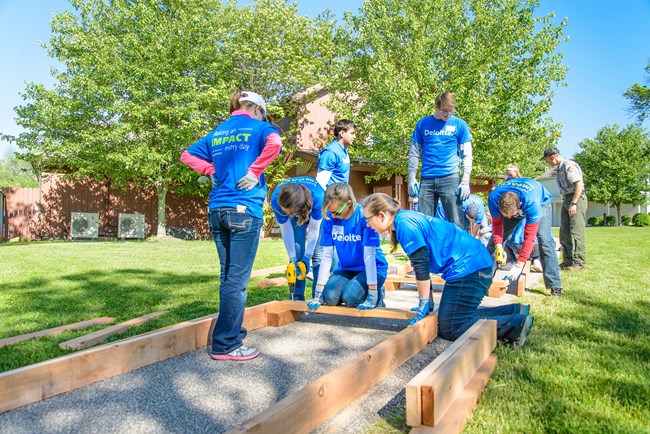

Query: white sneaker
[[531, 259, 543, 273]]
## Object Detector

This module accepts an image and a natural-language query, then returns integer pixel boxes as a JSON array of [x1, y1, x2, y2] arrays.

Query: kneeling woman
[[309, 183, 387, 310], [363, 193, 533, 346]]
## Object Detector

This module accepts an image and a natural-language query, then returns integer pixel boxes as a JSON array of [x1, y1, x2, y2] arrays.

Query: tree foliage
[[7, 0, 338, 235], [328, 0, 567, 180], [0, 152, 39, 188], [624, 62, 650, 124], [574, 124, 650, 222]]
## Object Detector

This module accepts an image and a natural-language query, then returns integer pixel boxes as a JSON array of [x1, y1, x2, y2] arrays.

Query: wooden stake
[[0, 317, 115, 348], [59, 312, 168, 350]]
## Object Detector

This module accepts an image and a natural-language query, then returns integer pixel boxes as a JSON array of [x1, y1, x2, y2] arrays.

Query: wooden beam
[[0, 301, 284, 414], [250, 265, 286, 278], [385, 274, 507, 297], [410, 355, 497, 434], [257, 277, 288, 289], [420, 319, 496, 427], [267, 310, 301, 327], [226, 314, 438, 434], [405, 320, 496, 427], [279, 300, 416, 320], [59, 312, 168, 350], [0, 317, 115, 348]]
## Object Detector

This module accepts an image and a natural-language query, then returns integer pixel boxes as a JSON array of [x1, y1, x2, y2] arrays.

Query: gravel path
[[0, 273, 541, 434]]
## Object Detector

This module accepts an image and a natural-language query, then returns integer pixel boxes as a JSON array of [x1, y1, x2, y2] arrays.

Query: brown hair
[[435, 92, 457, 111], [277, 183, 313, 226], [323, 183, 357, 220], [498, 192, 520, 216], [228, 89, 259, 114], [363, 193, 401, 253]]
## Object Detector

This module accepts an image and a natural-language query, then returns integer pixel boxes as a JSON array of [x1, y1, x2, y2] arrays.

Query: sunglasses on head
[[334, 202, 348, 216]]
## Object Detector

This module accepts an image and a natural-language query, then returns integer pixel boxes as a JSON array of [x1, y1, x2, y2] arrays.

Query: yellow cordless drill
[[286, 262, 306, 300]]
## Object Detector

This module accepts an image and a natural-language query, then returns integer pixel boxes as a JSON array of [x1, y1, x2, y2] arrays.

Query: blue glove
[[297, 255, 311, 278], [408, 179, 420, 198], [236, 172, 259, 191], [357, 290, 378, 310], [308, 287, 323, 309], [456, 181, 470, 200], [408, 302, 430, 325]]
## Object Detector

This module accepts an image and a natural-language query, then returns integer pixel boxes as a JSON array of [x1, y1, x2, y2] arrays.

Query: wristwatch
[[570, 202, 577, 206]]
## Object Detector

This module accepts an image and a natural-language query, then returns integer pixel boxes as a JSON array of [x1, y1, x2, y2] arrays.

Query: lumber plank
[[250, 265, 286, 278], [226, 314, 438, 434], [279, 300, 416, 320], [0, 317, 115, 348], [405, 319, 495, 427], [59, 311, 168, 350], [0, 301, 283, 414], [385, 274, 507, 296], [410, 355, 497, 434], [267, 310, 301, 327], [257, 277, 288, 289], [421, 319, 496, 426]]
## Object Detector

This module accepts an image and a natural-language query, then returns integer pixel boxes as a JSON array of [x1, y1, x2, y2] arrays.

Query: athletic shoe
[[513, 316, 534, 348], [519, 304, 530, 315], [210, 345, 260, 361], [551, 287, 563, 296], [559, 263, 573, 270], [530, 259, 543, 273], [405, 270, 416, 278], [564, 264, 586, 271]]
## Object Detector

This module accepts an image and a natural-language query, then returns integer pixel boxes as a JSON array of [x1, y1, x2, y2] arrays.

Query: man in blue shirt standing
[[408, 92, 473, 228], [316, 119, 355, 190]]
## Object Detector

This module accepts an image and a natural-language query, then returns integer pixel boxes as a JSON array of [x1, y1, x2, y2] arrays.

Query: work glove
[[357, 290, 379, 310], [456, 181, 470, 201], [504, 264, 523, 282], [408, 302, 430, 325], [495, 244, 507, 266], [297, 255, 310, 279], [236, 171, 259, 191], [308, 287, 323, 309], [407, 179, 420, 198]]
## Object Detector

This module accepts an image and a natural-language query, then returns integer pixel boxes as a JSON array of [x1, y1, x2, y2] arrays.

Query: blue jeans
[[419, 174, 462, 227], [488, 204, 562, 289], [288, 217, 322, 300], [208, 208, 262, 354], [323, 270, 387, 307], [438, 265, 526, 341]]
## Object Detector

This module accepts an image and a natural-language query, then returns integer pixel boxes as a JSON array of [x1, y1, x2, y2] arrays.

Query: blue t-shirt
[[321, 204, 388, 275], [487, 178, 553, 224], [411, 115, 472, 179], [186, 114, 280, 219], [317, 140, 350, 186], [509, 220, 526, 245], [393, 210, 493, 281], [270, 176, 325, 224], [435, 194, 486, 225]]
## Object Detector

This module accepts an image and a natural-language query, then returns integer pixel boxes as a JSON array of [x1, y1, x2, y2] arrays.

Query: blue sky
[[1, 0, 648, 159]]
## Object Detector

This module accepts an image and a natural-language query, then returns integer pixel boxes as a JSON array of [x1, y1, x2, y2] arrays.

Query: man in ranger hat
[[542, 147, 587, 271]]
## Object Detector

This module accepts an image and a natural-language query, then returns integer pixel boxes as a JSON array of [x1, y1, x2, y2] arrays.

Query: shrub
[[590, 216, 604, 226], [621, 215, 632, 225], [632, 212, 650, 227], [588, 216, 599, 226], [605, 215, 616, 226]]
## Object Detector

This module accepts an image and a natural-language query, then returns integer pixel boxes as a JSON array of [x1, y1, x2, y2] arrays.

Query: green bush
[[620, 215, 632, 225], [632, 212, 650, 227], [605, 215, 617, 226], [589, 216, 604, 226]]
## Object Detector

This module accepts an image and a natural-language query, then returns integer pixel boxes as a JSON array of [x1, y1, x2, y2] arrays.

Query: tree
[[7, 0, 338, 236], [624, 62, 650, 124], [574, 124, 650, 224], [328, 0, 567, 180], [0, 151, 39, 188]]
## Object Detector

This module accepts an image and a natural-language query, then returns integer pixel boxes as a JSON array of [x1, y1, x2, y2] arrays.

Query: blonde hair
[[323, 183, 356, 220], [363, 193, 401, 252], [506, 163, 521, 178], [228, 89, 259, 114], [435, 92, 457, 111], [277, 183, 313, 226]]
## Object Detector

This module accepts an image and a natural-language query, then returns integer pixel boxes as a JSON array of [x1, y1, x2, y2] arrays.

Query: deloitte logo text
[[332, 233, 361, 242], [424, 130, 453, 136]]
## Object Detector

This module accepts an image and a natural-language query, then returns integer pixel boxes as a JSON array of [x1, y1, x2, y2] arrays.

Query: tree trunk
[[156, 182, 168, 237], [616, 203, 621, 226]]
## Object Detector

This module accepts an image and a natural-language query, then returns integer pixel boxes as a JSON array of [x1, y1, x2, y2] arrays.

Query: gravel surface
[[0, 273, 542, 434]]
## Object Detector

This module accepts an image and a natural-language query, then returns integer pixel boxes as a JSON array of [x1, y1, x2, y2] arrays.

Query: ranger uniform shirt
[[556, 159, 583, 196]]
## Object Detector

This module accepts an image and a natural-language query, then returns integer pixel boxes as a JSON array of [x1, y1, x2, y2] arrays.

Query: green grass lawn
[[1, 228, 649, 432]]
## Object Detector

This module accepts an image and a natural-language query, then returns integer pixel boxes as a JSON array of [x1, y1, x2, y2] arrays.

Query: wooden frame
[[0, 300, 430, 424], [405, 319, 497, 430], [384, 274, 508, 298]]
